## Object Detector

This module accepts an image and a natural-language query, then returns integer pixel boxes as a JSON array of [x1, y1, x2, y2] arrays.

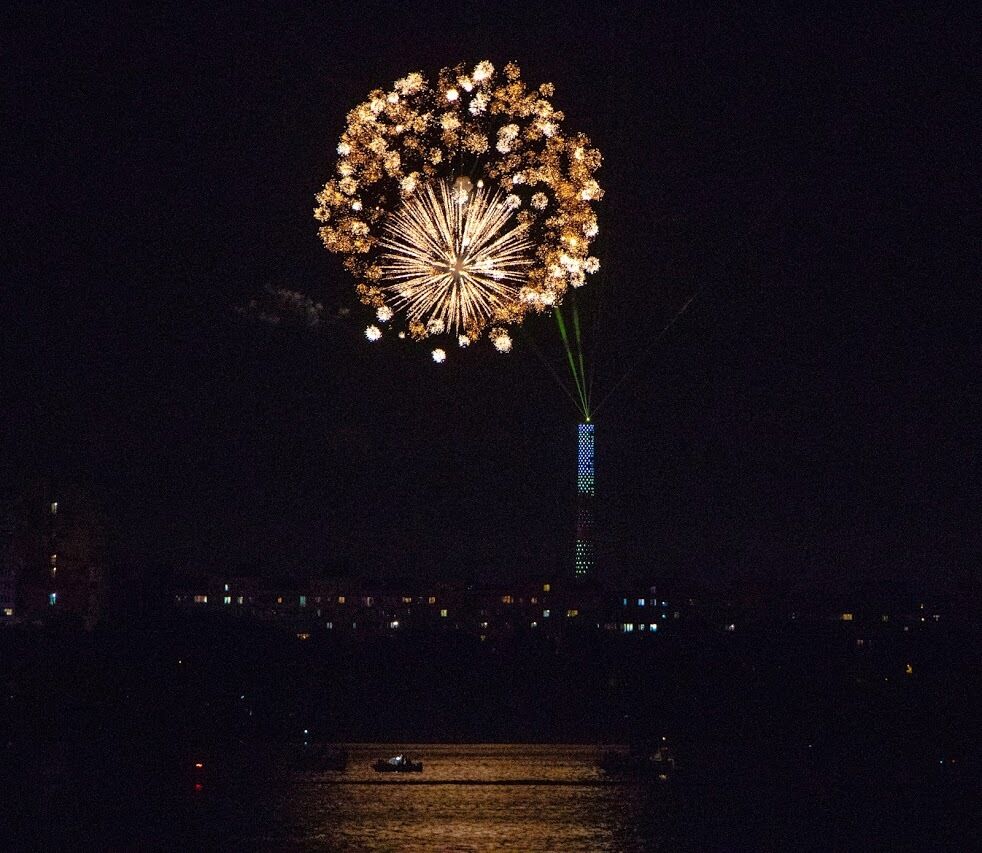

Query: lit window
[[402, 596, 413, 604], [639, 623, 646, 631], [531, 596, 538, 604], [725, 623, 736, 632], [501, 595, 513, 604], [542, 583, 550, 592], [623, 623, 634, 632], [531, 621, 538, 628], [224, 583, 229, 592], [299, 595, 307, 607], [337, 596, 346, 604], [50, 502, 58, 514], [637, 598, 645, 606], [276, 596, 283, 605], [49, 593, 57, 606], [480, 621, 488, 629], [363, 596, 374, 607], [881, 614, 889, 622], [543, 609, 550, 618], [223, 596, 232, 605], [236, 596, 244, 605], [649, 624, 658, 632], [840, 612, 853, 621], [297, 632, 310, 641], [661, 601, 667, 606], [566, 609, 578, 618], [325, 621, 333, 629], [428, 596, 436, 605], [2, 608, 13, 617], [905, 663, 913, 675], [622, 598, 628, 606], [389, 621, 399, 629], [193, 595, 207, 604], [50, 554, 58, 565], [440, 609, 448, 618]]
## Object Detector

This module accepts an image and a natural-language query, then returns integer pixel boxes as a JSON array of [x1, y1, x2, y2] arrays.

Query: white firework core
[[379, 178, 534, 334]]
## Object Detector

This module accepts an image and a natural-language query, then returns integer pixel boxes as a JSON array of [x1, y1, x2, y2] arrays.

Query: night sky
[[2, 3, 975, 596]]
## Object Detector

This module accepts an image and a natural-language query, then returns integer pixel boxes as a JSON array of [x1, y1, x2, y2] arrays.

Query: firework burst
[[379, 178, 533, 335], [314, 59, 603, 356]]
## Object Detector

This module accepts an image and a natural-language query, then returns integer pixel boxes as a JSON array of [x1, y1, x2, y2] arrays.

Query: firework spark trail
[[379, 179, 534, 335]]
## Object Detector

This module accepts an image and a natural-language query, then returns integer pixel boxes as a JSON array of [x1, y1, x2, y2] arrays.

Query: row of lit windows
[[212, 591, 443, 607], [222, 584, 446, 607], [208, 585, 552, 604], [306, 610, 450, 634], [189, 594, 679, 621], [289, 617, 930, 637], [190, 585, 561, 611], [191, 594, 452, 618]]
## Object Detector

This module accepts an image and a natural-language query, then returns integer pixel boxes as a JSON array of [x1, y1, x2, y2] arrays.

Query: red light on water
[[194, 782, 203, 792]]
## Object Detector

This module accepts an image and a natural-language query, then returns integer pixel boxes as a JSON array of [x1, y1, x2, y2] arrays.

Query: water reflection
[[197, 744, 678, 851]]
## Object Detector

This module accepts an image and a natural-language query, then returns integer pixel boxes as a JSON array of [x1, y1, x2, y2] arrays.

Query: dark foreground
[[1, 619, 978, 849]]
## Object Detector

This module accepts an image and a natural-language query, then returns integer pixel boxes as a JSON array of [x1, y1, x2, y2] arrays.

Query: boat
[[372, 754, 423, 773], [599, 740, 676, 781]]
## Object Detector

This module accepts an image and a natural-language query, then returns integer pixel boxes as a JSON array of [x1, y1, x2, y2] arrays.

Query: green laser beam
[[555, 306, 589, 418], [571, 295, 590, 419], [592, 290, 700, 416], [517, 325, 584, 414]]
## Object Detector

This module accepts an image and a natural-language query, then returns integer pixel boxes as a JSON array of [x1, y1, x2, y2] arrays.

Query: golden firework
[[314, 60, 603, 354], [379, 178, 533, 335]]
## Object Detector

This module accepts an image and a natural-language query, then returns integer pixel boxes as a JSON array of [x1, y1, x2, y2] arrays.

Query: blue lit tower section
[[574, 422, 595, 578]]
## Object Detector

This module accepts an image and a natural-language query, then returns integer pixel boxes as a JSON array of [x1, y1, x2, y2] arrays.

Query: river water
[[23, 740, 962, 850], [179, 743, 680, 851]]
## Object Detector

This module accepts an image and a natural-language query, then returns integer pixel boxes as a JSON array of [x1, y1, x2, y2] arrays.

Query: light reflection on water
[[204, 744, 678, 851]]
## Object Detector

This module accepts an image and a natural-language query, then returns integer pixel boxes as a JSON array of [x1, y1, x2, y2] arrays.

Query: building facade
[[574, 422, 596, 579], [172, 575, 693, 640], [7, 486, 106, 629]]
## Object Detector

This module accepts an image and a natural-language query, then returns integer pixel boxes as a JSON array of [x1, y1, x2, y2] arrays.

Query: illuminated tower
[[574, 422, 595, 579]]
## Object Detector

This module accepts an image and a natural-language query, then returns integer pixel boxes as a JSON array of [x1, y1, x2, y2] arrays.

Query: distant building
[[1, 514, 15, 620], [8, 484, 106, 629], [171, 574, 692, 640], [574, 422, 596, 580], [0, 567, 15, 620]]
